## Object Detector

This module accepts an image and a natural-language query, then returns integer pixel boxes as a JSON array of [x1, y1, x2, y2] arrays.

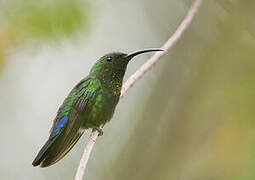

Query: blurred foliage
[[5, 0, 88, 39], [0, 0, 89, 70]]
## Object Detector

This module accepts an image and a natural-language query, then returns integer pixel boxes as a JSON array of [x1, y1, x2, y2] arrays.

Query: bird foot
[[92, 127, 104, 136]]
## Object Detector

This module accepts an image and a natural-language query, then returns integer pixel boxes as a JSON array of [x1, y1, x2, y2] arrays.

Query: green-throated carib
[[32, 48, 163, 167]]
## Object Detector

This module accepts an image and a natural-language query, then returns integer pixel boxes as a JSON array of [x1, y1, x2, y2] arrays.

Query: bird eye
[[106, 56, 112, 62]]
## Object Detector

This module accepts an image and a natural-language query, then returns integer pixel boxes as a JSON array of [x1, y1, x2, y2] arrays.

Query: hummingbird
[[32, 48, 163, 167]]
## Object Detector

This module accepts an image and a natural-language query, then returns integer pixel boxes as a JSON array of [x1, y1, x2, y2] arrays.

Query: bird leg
[[92, 127, 104, 136]]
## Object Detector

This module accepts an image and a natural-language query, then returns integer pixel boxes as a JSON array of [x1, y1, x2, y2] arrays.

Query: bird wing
[[32, 77, 102, 167], [49, 77, 101, 139]]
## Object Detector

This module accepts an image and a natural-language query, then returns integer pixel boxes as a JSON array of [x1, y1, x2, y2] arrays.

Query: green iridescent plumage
[[32, 48, 163, 167]]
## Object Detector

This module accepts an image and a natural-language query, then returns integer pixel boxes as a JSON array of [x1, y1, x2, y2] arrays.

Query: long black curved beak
[[124, 48, 164, 60]]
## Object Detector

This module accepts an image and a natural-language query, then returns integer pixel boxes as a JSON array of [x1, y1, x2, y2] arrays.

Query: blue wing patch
[[50, 117, 68, 138]]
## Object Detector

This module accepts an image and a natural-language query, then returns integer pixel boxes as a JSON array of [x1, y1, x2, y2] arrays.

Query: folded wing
[[32, 77, 102, 167]]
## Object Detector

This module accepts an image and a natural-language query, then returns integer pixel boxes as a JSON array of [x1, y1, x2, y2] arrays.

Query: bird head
[[90, 48, 163, 79]]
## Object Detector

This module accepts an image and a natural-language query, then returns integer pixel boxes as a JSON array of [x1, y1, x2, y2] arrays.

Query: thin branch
[[74, 130, 99, 180], [74, 0, 202, 179], [121, 0, 202, 97]]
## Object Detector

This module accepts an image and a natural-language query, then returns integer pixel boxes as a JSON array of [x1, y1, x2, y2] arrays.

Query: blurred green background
[[0, 0, 255, 179]]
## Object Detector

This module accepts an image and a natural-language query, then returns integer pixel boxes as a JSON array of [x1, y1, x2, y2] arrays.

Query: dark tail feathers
[[32, 139, 55, 167]]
